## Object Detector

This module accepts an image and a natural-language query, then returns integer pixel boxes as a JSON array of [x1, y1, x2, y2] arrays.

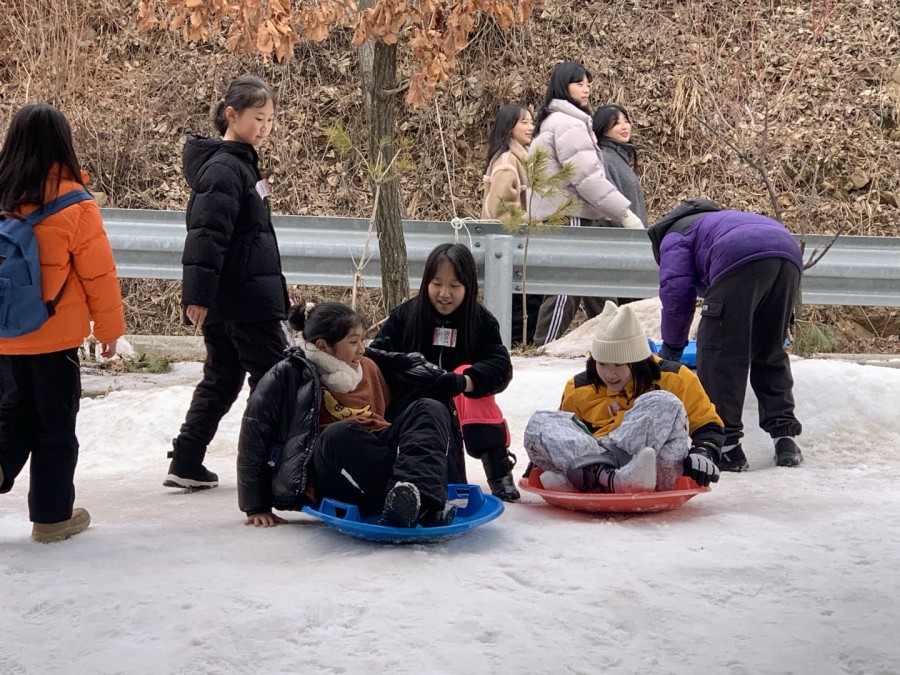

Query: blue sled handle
[[447, 484, 486, 515], [315, 498, 364, 522]]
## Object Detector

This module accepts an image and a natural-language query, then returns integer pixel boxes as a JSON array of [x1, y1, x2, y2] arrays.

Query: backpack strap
[[22, 189, 94, 315]]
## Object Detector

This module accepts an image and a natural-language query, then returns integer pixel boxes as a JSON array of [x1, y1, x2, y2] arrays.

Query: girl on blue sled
[[524, 301, 722, 493], [238, 301, 455, 528], [369, 243, 519, 501]]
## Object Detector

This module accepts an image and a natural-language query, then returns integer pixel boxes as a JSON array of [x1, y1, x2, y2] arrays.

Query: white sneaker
[[613, 447, 657, 493]]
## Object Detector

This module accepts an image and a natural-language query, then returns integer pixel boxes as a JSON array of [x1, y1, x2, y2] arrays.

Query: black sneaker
[[775, 438, 804, 467], [720, 445, 750, 472], [163, 459, 219, 489], [379, 482, 421, 528]]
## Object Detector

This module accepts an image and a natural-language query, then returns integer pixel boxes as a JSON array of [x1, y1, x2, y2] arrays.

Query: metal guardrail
[[102, 208, 900, 347]]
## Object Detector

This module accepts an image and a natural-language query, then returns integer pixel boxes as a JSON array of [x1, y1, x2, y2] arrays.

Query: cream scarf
[[301, 342, 363, 393]]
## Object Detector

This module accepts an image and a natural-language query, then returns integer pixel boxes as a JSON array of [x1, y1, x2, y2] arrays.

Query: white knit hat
[[590, 301, 652, 364]]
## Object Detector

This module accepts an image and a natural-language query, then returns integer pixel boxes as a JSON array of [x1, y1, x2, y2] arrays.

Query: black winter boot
[[774, 438, 804, 467], [380, 482, 421, 527], [163, 439, 218, 489], [720, 445, 750, 472], [481, 448, 520, 502]]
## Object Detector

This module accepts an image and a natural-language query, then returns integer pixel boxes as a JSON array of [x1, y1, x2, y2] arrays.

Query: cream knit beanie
[[590, 301, 652, 364]]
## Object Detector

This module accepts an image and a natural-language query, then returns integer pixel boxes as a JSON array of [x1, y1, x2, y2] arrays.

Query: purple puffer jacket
[[649, 200, 803, 347]]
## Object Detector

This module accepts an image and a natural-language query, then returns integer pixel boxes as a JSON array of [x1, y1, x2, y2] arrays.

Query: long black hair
[[585, 355, 661, 403], [593, 104, 639, 171], [212, 75, 276, 136], [482, 104, 529, 174], [534, 61, 592, 134], [290, 301, 363, 347], [406, 243, 479, 356], [0, 103, 84, 212]]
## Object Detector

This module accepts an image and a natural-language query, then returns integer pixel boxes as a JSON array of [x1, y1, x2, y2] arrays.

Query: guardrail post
[[483, 234, 514, 348]]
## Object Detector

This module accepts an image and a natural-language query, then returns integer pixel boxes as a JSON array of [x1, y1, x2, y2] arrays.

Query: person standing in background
[[593, 104, 648, 306], [481, 103, 542, 345], [592, 105, 647, 229], [527, 62, 644, 346]]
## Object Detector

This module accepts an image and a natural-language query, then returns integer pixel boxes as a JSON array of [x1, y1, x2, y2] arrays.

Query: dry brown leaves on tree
[[137, 0, 539, 106]]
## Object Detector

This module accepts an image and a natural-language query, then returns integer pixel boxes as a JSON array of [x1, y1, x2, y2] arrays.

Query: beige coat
[[481, 140, 528, 221], [526, 99, 630, 222]]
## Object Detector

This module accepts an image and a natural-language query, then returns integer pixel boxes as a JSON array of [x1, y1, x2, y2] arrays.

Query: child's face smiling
[[321, 326, 365, 369], [511, 110, 534, 147], [427, 260, 466, 316], [595, 362, 633, 393], [604, 112, 632, 143]]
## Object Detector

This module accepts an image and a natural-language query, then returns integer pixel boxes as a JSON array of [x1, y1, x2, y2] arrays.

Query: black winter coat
[[369, 298, 513, 398], [237, 347, 446, 516], [181, 134, 289, 324]]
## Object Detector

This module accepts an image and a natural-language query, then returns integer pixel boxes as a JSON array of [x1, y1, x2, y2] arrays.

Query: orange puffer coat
[[0, 170, 125, 355]]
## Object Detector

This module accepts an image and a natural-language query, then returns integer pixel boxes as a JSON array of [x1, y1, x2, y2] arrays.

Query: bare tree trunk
[[358, 34, 408, 313]]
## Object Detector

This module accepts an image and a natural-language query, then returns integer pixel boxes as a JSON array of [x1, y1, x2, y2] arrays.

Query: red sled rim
[[518, 467, 711, 513]]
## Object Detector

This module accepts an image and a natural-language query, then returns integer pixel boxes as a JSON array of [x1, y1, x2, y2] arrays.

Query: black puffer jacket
[[369, 298, 513, 398], [237, 346, 446, 516], [181, 134, 289, 324]]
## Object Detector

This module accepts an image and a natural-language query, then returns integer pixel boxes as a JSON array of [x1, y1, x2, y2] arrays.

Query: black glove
[[683, 452, 720, 487], [432, 372, 467, 399], [658, 342, 685, 362]]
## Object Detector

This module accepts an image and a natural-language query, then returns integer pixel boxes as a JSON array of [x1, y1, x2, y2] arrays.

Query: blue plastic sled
[[302, 484, 504, 544], [647, 338, 697, 369]]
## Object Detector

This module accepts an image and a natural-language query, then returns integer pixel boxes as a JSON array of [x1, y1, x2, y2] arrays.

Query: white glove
[[620, 209, 644, 229]]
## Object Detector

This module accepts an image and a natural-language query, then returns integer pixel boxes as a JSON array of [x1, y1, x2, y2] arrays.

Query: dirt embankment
[[1, 0, 898, 349]]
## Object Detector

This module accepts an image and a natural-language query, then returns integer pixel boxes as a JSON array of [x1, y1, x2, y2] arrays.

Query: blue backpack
[[0, 189, 92, 338]]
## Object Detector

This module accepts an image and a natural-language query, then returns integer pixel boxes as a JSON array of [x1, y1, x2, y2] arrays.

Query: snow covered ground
[[3, 346, 900, 674]]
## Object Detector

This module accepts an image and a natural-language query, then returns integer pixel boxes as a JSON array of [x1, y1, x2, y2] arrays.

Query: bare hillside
[[1, 0, 898, 344]]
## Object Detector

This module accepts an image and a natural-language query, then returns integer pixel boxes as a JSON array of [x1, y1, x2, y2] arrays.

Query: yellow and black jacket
[[560, 356, 724, 448]]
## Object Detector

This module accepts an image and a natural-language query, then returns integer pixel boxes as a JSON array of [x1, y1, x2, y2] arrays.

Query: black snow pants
[[696, 257, 803, 445], [174, 319, 287, 464], [311, 398, 451, 516], [0, 348, 81, 524]]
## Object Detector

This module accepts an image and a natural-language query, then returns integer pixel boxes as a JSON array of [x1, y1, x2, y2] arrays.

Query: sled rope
[[434, 99, 474, 250]]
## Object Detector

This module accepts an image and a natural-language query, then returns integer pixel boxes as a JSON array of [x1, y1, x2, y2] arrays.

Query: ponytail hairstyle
[[212, 75, 276, 136], [406, 243, 479, 355], [289, 301, 364, 347], [585, 355, 661, 403], [534, 61, 592, 134], [0, 103, 84, 212], [593, 104, 639, 171], [482, 104, 529, 174]]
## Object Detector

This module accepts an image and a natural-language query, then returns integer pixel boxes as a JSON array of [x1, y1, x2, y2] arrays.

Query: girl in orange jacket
[[0, 103, 125, 543]]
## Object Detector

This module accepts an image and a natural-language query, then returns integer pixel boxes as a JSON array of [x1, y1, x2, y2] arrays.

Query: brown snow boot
[[32, 507, 91, 543]]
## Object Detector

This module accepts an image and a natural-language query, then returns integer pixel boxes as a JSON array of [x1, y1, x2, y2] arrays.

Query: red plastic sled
[[518, 467, 711, 513]]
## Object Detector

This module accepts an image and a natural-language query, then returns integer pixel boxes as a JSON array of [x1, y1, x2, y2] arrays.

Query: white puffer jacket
[[526, 99, 630, 223]]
